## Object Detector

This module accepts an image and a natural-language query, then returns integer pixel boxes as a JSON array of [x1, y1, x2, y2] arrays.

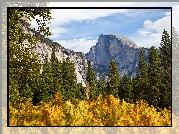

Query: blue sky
[[30, 2, 179, 53]]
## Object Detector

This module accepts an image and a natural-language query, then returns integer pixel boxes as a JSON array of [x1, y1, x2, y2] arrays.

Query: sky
[[30, 2, 179, 54]]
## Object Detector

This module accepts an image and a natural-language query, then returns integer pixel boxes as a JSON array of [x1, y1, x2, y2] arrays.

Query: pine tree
[[32, 55, 53, 105], [135, 49, 149, 101], [61, 57, 77, 100], [108, 59, 120, 98], [75, 83, 86, 100], [159, 29, 171, 109], [96, 75, 108, 97], [86, 60, 97, 100], [131, 75, 138, 102], [41, 55, 53, 94], [120, 73, 134, 103], [32, 77, 51, 105], [50, 47, 62, 96], [148, 46, 162, 108]]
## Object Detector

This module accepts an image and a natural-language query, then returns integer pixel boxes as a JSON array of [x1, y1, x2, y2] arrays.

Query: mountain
[[86, 34, 149, 79], [21, 17, 149, 86], [21, 18, 88, 87]]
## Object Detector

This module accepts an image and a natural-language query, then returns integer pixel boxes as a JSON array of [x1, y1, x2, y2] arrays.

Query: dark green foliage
[[75, 83, 86, 100], [120, 74, 134, 103], [135, 49, 149, 101], [131, 75, 139, 103], [9, 7, 172, 111], [148, 46, 162, 108], [86, 60, 97, 100], [108, 59, 120, 98], [96, 75, 108, 97], [86, 60, 96, 87], [50, 47, 62, 96], [61, 57, 77, 100], [41, 55, 54, 94], [9, 7, 52, 105], [159, 29, 171, 110], [32, 77, 53, 105], [9, 44, 41, 99], [32, 55, 53, 105]]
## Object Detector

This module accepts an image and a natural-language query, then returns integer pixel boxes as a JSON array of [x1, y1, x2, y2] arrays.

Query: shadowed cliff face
[[22, 17, 150, 85], [86, 34, 149, 78], [23, 31, 148, 86]]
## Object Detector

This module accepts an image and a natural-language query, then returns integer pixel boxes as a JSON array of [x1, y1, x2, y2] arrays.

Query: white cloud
[[28, 2, 179, 51], [138, 4, 179, 48], [29, 2, 179, 39], [137, 15, 171, 36], [30, 8, 128, 38], [134, 4, 179, 48], [131, 34, 162, 48], [55, 38, 97, 53], [49, 26, 68, 39], [134, 10, 172, 48]]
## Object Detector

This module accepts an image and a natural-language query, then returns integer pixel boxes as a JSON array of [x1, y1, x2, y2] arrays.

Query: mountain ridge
[[22, 18, 149, 86], [86, 34, 149, 79]]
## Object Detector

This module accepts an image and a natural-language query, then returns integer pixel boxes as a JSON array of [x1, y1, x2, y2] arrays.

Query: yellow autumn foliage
[[9, 93, 171, 126]]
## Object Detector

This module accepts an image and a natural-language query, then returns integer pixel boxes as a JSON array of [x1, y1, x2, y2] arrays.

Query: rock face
[[23, 31, 88, 87], [35, 42, 87, 86], [86, 34, 149, 78], [23, 39, 88, 87], [21, 17, 150, 86], [21, 18, 88, 87]]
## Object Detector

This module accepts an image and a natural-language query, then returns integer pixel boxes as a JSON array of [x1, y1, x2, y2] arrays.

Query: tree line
[[85, 29, 171, 110], [9, 8, 171, 110]]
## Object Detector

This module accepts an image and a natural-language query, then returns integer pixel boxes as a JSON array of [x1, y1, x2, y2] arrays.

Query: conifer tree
[[50, 47, 62, 96], [159, 29, 171, 109], [131, 75, 138, 102], [32, 55, 53, 105], [96, 75, 108, 97], [32, 76, 52, 105], [108, 59, 120, 98], [61, 57, 77, 100], [41, 55, 53, 92], [120, 74, 134, 103], [95, 77, 106, 98], [135, 49, 149, 101], [86, 60, 97, 100], [75, 83, 86, 100], [148, 46, 162, 107]]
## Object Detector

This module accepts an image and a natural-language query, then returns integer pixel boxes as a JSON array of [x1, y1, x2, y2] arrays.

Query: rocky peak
[[109, 34, 138, 48], [86, 34, 149, 78]]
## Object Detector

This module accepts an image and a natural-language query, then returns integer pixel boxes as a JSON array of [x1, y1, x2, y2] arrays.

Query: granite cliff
[[22, 17, 149, 86], [86, 34, 149, 79], [21, 17, 88, 87]]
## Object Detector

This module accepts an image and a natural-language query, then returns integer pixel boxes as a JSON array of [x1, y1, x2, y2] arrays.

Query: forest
[[8, 7, 174, 126]]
